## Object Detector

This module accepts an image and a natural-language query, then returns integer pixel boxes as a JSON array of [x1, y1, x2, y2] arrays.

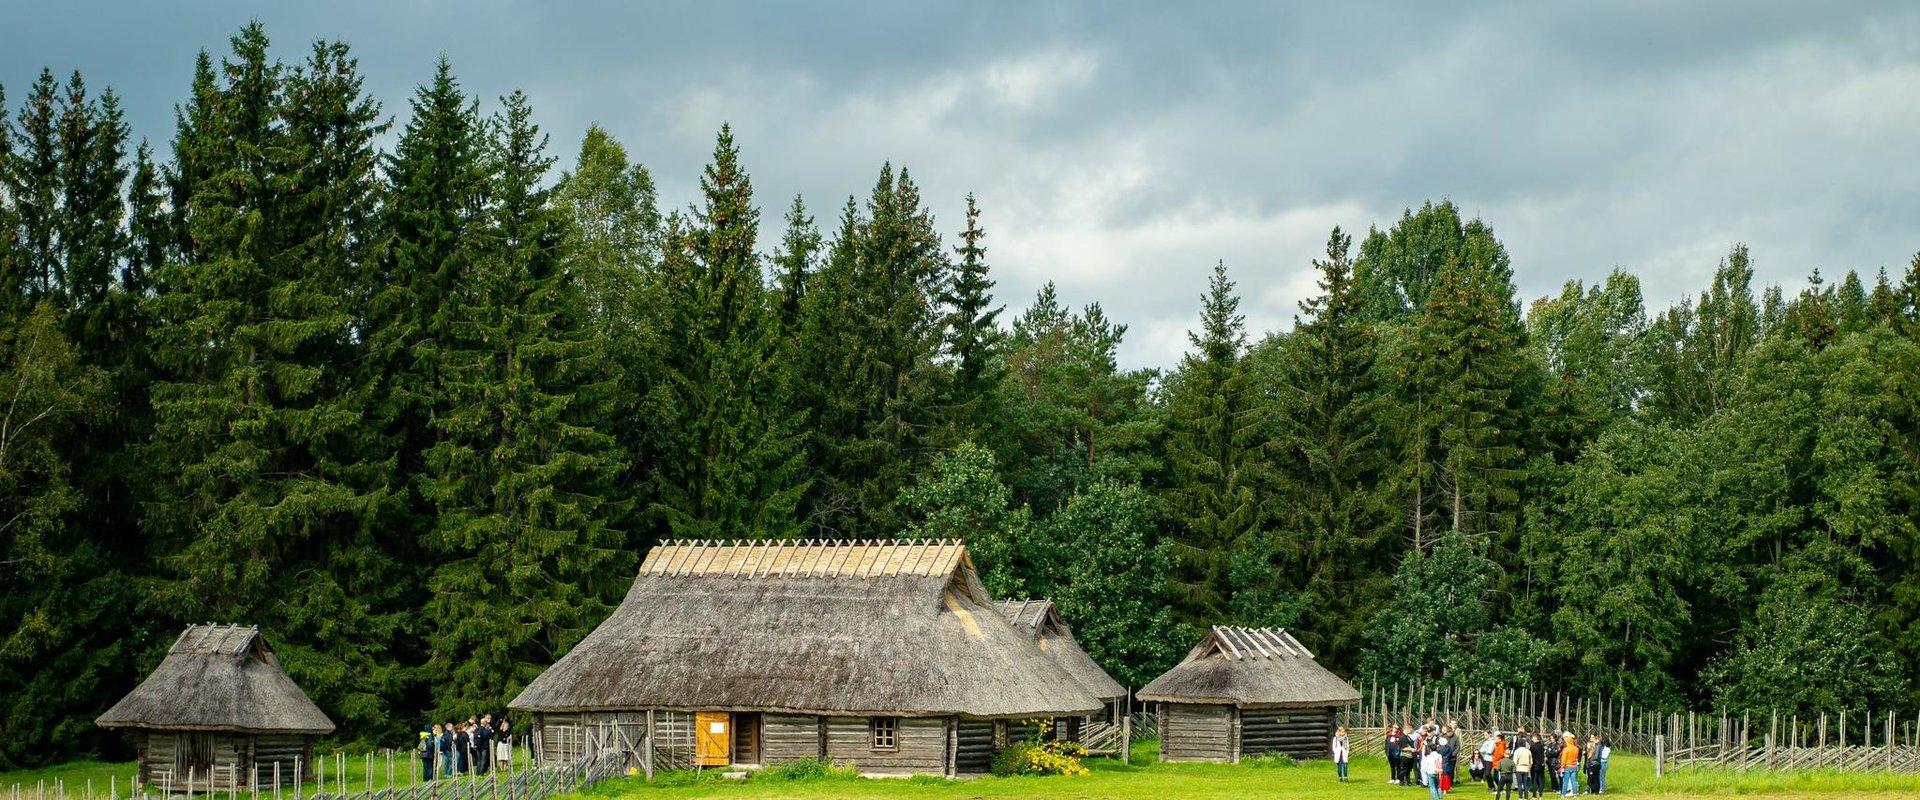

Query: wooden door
[[694, 712, 731, 766], [731, 713, 761, 765]]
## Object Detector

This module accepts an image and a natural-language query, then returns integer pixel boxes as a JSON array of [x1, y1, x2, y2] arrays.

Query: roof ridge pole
[[1216, 627, 1242, 660], [906, 539, 936, 575], [730, 541, 749, 577], [1246, 630, 1274, 659]]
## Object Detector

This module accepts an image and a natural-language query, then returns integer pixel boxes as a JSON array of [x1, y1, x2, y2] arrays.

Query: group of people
[[1330, 720, 1611, 798], [416, 715, 513, 780]]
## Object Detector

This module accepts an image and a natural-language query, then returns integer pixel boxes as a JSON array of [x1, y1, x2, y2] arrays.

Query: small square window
[[869, 717, 898, 750]]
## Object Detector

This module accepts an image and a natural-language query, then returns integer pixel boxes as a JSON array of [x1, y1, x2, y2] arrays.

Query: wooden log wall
[[760, 714, 823, 764], [953, 720, 995, 774], [1159, 703, 1233, 762], [1240, 707, 1334, 760], [822, 717, 947, 775]]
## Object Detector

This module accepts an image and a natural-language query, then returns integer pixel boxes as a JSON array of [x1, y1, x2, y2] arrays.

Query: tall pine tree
[[1161, 262, 1272, 623], [1270, 228, 1394, 666], [638, 126, 806, 541], [418, 90, 630, 715]]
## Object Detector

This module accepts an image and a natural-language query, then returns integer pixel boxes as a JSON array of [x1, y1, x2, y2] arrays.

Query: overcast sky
[[5, 1, 1917, 367]]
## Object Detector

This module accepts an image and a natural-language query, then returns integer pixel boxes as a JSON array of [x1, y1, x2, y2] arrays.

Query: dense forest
[[3, 26, 1917, 768]]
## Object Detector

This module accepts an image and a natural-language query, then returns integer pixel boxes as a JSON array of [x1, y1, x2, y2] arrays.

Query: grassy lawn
[[561, 742, 1920, 800], [15, 744, 1920, 800]]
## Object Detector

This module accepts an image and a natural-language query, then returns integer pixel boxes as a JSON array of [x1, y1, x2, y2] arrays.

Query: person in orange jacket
[[1557, 735, 1581, 796]]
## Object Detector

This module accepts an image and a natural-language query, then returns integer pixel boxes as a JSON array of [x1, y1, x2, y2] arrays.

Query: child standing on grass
[[1332, 726, 1351, 782]]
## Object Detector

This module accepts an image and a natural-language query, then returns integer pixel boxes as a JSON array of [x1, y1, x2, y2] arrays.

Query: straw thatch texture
[[512, 540, 1102, 718], [96, 624, 335, 734], [996, 599, 1125, 701], [1138, 626, 1360, 709]]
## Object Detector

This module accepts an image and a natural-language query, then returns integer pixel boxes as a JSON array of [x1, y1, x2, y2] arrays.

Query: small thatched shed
[[996, 599, 1126, 739], [1138, 626, 1358, 762], [511, 540, 1100, 776], [97, 624, 334, 791]]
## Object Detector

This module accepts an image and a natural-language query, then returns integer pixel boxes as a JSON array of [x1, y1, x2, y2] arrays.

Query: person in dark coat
[[1532, 732, 1549, 795], [438, 721, 455, 777], [473, 715, 493, 775], [1438, 725, 1458, 792]]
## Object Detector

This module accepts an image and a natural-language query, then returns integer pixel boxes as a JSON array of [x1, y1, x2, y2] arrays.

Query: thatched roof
[[997, 599, 1125, 702], [96, 625, 335, 734], [511, 540, 1102, 718], [1137, 626, 1360, 709]]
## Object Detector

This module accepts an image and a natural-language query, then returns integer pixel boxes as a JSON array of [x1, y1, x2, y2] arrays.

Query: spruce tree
[[1161, 262, 1272, 623], [363, 57, 491, 579], [1271, 228, 1394, 665], [164, 52, 220, 266], [144, 28, 396, 731], [258, 39, 411, 738], [771, 194, 818, 335], [11, 70, 59, 300], [419, 90, 630, 715], [795, 166, 947, 538], [937, 193, 1002, 441], [638, 126, 806, 541]]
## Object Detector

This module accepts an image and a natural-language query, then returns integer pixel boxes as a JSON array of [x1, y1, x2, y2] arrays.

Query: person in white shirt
[[1423, 746, 1446, 800], [1331, 726, 1351, 782]]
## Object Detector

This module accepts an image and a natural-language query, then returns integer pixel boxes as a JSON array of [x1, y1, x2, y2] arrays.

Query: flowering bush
[[990, 721, 1090, 776]]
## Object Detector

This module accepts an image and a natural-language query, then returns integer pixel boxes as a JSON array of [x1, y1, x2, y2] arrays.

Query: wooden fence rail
[[6, 738, 628, 800], [1657, 708, 1920, 775], [1335, 681, 1662, 755]]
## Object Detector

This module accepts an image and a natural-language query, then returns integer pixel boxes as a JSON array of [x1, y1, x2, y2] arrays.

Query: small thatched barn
[[511, 540, 1100, 776], [1138, 626, 1359, 762], [996, 599, 1126, 739], [97, 624, 334, 791]]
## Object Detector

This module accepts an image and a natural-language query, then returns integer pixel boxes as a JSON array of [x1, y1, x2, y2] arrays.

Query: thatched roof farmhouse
[[511, 539, 1100, 776], [97, 624, 333, 790], [1139, 626, 1359, 762]]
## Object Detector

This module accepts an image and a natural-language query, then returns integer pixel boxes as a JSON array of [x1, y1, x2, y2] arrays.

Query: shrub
[[990, 740, 1090, 777], [759, 757, 844, 781]]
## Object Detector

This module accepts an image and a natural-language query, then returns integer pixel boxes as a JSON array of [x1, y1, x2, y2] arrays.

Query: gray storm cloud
[[5, 0, 1916, 367]]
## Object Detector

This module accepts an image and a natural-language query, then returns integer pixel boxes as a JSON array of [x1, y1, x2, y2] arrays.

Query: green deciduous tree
[[1046, 480, 1188, 688]]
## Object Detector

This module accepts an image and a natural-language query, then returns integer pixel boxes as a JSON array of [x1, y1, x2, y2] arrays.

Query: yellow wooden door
[[695, 712, 731, 766]]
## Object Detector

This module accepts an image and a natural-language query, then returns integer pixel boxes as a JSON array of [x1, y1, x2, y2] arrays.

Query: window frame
[[868, 717, 899, 751]]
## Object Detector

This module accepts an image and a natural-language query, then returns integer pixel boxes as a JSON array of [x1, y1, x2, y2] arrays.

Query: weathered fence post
[[642, 711, 655, 780], [1121, 715, 1132, 765], [1655, 734, 1664, 777]]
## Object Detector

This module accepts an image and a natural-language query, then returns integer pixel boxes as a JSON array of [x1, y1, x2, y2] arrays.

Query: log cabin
[[510, 539, 1100, 776], [97, 624, 334, 792], [1138, 626, 1359, 762]]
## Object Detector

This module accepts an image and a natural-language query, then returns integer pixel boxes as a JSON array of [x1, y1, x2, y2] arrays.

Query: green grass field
[[14, 744, 1920, 800], [559, 743, 1920, 800]]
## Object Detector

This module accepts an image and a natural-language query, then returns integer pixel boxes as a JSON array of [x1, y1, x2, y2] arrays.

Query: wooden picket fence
[[6, 741, 626, 800], [1657, 708, 1920, 774], [1336, 680, 1663, 755]]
